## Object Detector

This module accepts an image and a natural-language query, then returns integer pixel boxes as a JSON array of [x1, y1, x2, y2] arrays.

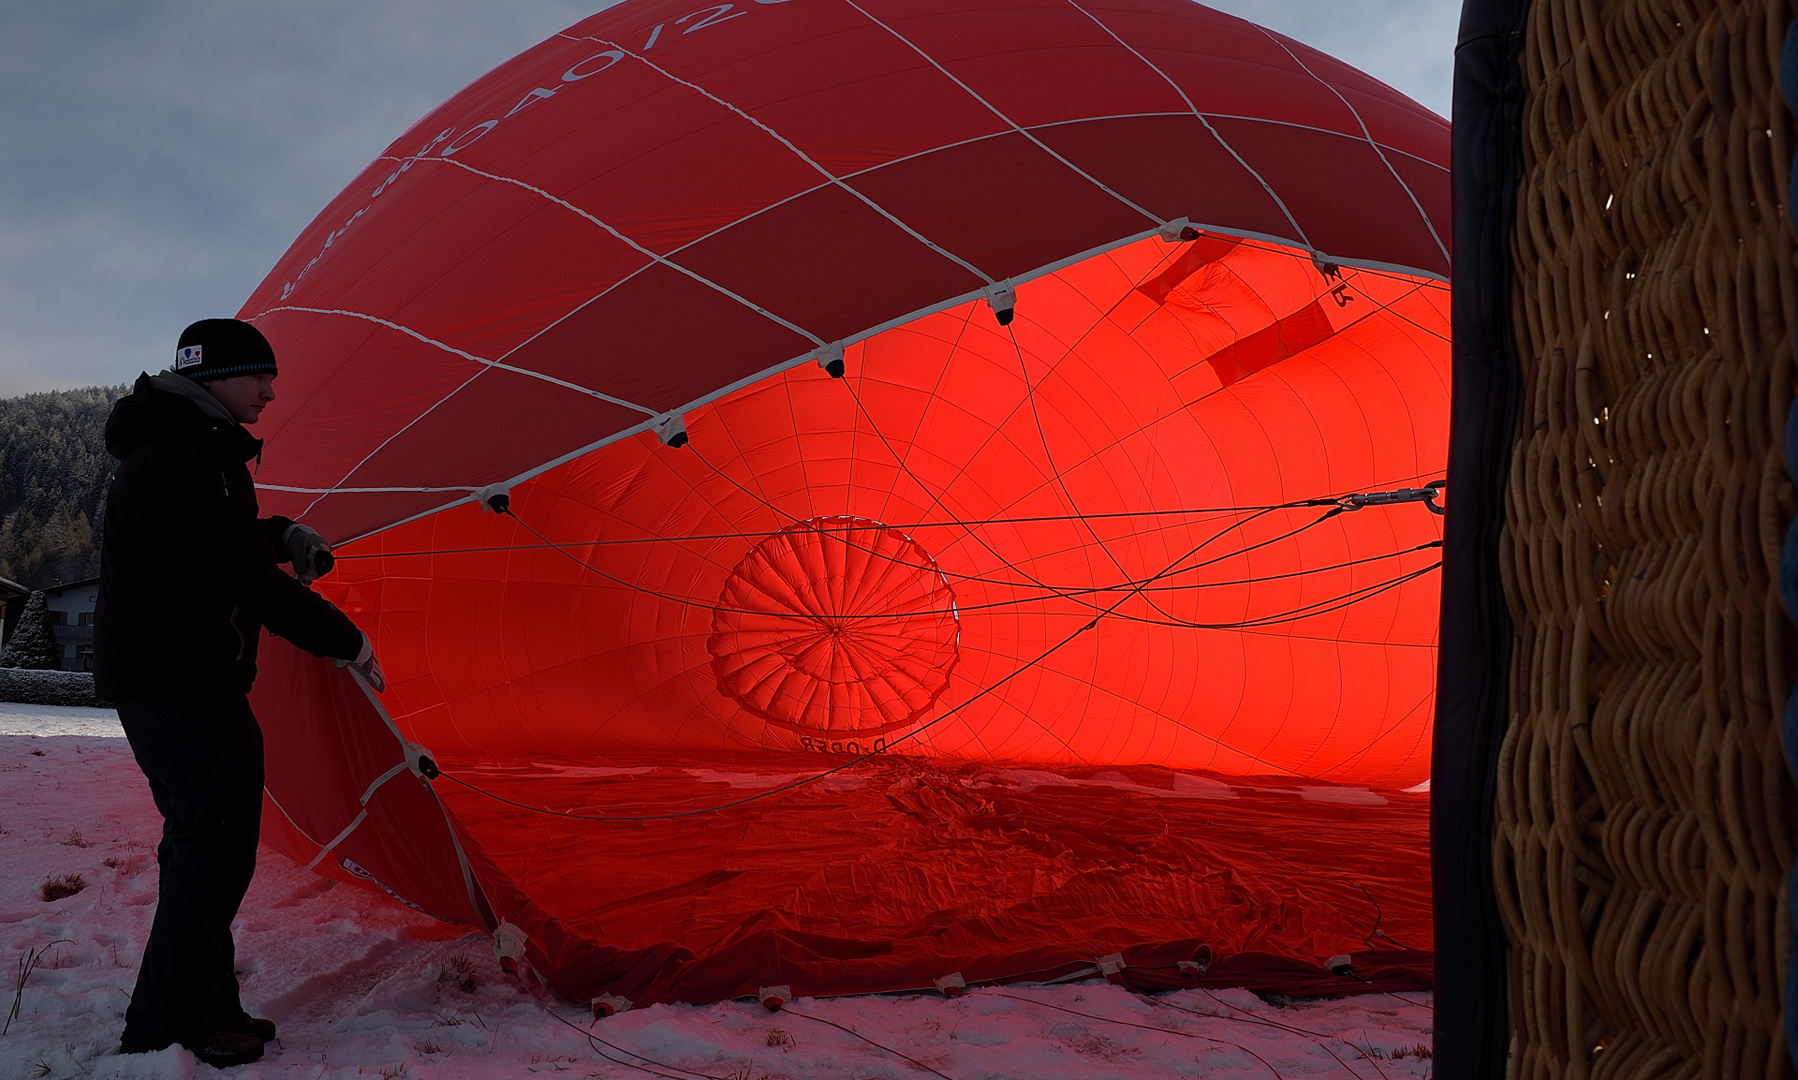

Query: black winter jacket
[[94, 372, 363, 700]]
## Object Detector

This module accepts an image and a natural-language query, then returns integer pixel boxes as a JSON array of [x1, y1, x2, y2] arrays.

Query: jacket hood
[[105, 371, 264, 463]]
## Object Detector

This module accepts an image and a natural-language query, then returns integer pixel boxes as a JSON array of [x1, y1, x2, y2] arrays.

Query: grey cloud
[[0, 1, 609, 395]]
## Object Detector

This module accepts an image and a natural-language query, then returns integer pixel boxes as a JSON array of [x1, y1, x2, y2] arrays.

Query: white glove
[[283, 523, 333, 584], [334, 633, 385, 692]]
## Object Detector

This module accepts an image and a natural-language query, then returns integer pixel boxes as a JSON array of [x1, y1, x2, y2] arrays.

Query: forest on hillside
[[0, 384, 126, 590]]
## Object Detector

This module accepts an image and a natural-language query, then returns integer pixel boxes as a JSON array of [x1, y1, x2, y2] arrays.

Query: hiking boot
[[183, 1030, 265, 1068], [224, 1011, 277, 1042]]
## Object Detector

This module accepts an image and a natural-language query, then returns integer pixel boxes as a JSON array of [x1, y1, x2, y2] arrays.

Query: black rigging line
[[987, 992, 1291, 1080], [1145, 990, 1391, 1080], [491, 466, 1393, 626], [1002, 319, 1188, 628], [782, 1006, 962, 1080], [435, 501, 1358, 822], [536, 1001, 728, 1080], [334, 480, 1439, 619], [326, 497, 1382, 562], [822, 292, 1371, 627], [824, 541, 1441, 621], [489, 503, 1339, 625], [1101, 561, 1441, 632], [820, 380, 1118, 615]]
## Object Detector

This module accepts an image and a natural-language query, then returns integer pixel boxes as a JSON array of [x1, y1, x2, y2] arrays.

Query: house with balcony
[[43, 577, 99, 672]]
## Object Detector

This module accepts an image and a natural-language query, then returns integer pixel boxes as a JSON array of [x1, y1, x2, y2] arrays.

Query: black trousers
[[117, 693, 264, 1046]]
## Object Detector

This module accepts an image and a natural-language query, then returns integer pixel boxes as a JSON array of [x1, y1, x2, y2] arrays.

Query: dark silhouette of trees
[[0, 385, 124, 589]]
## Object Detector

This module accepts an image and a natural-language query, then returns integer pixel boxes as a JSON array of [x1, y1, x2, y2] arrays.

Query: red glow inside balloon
[[243, 0, 1450, 1004]]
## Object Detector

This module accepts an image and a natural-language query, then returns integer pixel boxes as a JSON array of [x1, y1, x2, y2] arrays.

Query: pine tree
[[0, 591, 61, 670]]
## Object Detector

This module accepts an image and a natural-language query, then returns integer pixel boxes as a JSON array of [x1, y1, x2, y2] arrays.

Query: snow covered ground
[[0, 701, 1433, 1079]]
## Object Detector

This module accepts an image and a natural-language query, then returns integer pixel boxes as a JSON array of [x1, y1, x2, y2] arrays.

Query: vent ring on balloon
[[708, 516, 959, 738]]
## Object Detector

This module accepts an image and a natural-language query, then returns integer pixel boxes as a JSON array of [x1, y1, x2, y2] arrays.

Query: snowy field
[[0, 701, 1433, 1079]]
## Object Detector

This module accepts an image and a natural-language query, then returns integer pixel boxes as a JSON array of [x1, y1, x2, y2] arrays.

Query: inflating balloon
[[243, 0, 1449, 1005]]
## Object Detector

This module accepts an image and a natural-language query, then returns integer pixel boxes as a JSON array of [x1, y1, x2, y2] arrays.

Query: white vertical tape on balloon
[[551, 31, 999, 287], [1247, 26, 1450, 267], [301, 761, 406, 871], [840, 0, 1170, 231], [257, 304, 658, 415], [251, 303, 660, 520], [296, 664, 419, 872], [417, 156, 828, 348], [341, 664, 498, 930], [262, 786, 331, 858], [1060, 0, 1316, 254]]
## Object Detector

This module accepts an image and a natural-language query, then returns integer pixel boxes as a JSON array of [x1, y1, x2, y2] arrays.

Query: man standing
[[95, 318, 382, 1068]]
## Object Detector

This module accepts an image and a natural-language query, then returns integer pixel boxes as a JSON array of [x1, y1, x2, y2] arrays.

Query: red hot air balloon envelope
[[242, 0, 1449, 1005]]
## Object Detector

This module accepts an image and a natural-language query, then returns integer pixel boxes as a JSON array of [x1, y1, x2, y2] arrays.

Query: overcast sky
[[0, 0, 1458, 398]]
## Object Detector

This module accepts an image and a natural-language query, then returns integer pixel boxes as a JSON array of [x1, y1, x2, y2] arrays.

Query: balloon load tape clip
[[983, 281, 1017, 326], [1096, 952, 1127, 982], [651, 410, 690, 448], [933, 972, 967, 998], [757, 985, 791, 1011], [1177, 944, 1213, 978], [1158, 216, 1201, 242], [493, 920, 529, 975], [473, 483, 512, 515], [402, 741, 440, 780]]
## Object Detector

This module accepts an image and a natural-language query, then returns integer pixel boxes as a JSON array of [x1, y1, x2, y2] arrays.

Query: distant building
[[0, 576, 26, 649], [42, 577, 100, 672]]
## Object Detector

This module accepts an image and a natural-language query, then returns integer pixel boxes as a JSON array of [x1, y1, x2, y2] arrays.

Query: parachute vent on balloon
[[708, 516, 961, 740]]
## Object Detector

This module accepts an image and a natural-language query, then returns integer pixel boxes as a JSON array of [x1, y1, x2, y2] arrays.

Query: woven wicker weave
[[1497, 0, 1798, 1078]]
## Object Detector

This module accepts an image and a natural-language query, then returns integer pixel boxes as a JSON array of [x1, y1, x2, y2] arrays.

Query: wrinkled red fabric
[[433, 751, 1431, 1003]]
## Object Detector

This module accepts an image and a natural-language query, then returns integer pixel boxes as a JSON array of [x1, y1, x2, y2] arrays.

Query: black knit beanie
[[173, 319, 278, 382]]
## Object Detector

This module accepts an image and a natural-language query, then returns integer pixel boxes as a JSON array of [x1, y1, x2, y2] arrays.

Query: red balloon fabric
[[238, 0, 1450, 1006]]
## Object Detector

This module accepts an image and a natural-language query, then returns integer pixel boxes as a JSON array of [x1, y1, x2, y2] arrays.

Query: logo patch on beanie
[[174, 345, 203, 370]]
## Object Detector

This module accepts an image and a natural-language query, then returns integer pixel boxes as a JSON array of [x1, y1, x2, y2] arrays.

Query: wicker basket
[[1495, 0, 1798, 1071], [1497, 0, 1798, 1077]]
